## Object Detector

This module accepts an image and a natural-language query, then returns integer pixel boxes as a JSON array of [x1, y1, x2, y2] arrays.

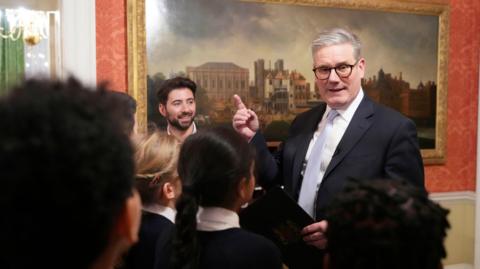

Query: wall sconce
[[0, 8, 51, 46]]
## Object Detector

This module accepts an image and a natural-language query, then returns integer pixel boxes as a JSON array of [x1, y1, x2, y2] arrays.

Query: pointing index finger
[[233, 94, 246, 110]]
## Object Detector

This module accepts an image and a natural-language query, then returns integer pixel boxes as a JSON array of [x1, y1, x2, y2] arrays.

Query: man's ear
[[357, 57, 366, 79], [114, 189, 142, 245], [159, 104, 167, 117]]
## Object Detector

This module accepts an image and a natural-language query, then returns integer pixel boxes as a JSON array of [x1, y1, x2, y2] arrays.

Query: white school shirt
[[196, 206, 240, 231], [142, 204, 176, 223]]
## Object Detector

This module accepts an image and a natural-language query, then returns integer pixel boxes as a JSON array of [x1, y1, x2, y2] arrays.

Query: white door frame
[[59, 0, 96, 85]]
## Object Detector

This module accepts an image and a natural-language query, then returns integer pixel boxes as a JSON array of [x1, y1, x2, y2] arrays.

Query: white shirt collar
[[196, 206, 240, 231], [326, 89, 364, 124], [167, 122, 197, 136], [143, 204, 176, 223]]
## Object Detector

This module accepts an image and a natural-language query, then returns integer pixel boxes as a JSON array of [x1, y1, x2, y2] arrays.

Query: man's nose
[[328, 69, 341, 82], [181, 103, 191, 112]]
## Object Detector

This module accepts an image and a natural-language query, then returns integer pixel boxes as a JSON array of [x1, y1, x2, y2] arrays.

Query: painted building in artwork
[[254, 58, 312, 114], [362, 69, 436, 126], [186, 62, 249, 103]]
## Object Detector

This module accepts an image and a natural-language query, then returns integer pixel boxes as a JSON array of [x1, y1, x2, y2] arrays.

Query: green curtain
[[0, 9, 25, 96]]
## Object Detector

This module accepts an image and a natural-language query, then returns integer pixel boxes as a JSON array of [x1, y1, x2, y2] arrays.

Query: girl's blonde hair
[[134, 131, 180, 204]]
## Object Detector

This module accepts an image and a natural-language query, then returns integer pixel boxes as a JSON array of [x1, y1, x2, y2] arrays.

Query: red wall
[[424, 0, 480, 192], [95, 0, 480, 192], [96, 0, 127, 92]]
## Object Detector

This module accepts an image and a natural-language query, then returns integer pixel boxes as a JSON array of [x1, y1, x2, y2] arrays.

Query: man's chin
[[325, 97, 350, 109], [179, 124, 192, 131], [179, 119, 193, 126], [169, 120, 194, 131]]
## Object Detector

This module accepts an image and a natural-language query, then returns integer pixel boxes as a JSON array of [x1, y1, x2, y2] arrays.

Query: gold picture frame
[[127, 0, 449, 164]]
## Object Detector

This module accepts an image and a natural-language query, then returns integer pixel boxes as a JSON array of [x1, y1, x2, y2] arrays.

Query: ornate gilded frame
[[127, 0, 449, 164]]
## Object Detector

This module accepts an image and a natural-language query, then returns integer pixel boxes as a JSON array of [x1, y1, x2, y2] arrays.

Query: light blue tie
[[298, 109, 338, 217]]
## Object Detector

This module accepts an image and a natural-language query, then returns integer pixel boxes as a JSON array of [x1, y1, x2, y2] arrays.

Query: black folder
[[239, 186, 324, 269]]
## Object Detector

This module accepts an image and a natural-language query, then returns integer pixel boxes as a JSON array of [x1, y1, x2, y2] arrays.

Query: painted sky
[[146, 0, 438, 88]]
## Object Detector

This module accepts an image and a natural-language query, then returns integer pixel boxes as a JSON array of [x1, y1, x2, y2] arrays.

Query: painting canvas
[[129, 0, 448, 163]]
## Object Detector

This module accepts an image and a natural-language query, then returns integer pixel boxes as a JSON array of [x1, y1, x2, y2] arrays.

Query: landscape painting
[[129, 0, 449, 163]]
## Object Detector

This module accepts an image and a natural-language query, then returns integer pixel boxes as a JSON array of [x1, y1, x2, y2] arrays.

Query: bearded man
[[157, 77, 197, 142]]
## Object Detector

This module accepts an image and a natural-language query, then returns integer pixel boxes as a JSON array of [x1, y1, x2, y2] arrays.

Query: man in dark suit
[[232, 28, 424, 250]]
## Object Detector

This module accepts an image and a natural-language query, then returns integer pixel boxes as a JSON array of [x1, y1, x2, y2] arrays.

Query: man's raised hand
[[232, 94, 259, 140]]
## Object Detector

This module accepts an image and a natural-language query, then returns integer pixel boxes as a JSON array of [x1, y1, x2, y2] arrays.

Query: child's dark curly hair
[[0, 77, 135, 269], [325, 179, 450, 269]]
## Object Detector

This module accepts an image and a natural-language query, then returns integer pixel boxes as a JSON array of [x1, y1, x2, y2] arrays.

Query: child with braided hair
[[169, 127, 282, 269]]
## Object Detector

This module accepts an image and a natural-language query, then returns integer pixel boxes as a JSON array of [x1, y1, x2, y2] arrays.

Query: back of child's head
[[134, 131, 180, 205], [325, 179, 450, 269], [110, 91, 137, 135], [173, 127, 256, 269], [0, 77, 137, 269]]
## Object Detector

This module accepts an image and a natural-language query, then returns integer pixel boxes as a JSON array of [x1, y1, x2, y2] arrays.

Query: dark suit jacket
[[252, 95, 425, 221], [123, 211, 174, 269]]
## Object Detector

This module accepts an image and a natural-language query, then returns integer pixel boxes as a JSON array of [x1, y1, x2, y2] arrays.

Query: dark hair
[[325, 179, 450, 269], [156, 76, 197, 105], [110, 91, 137, 135], [172, 127, 256, 269], [0, 77, 135, 269]]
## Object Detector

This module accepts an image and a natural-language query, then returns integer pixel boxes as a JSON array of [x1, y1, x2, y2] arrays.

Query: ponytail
[[172, 189, 199, 269], [172, 127, 256, 268]]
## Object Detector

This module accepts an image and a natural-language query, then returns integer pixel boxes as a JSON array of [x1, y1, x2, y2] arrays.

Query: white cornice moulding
[[429, 191, 476, 202]]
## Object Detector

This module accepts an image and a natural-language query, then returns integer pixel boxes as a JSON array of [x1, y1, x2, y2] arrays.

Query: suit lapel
[[323, 96, 375, 179]]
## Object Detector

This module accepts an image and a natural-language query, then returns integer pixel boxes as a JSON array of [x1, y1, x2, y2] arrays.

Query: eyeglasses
[[312, 59, 359, 80]]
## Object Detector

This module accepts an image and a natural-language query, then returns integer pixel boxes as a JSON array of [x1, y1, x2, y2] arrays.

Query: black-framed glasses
[[312, 59, 359, 80]]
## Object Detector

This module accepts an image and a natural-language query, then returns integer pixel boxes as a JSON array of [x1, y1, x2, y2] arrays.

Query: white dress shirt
[[196, 206, 240, 231], [143, 204, 177, 223], [302, 89, 364, 187]]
